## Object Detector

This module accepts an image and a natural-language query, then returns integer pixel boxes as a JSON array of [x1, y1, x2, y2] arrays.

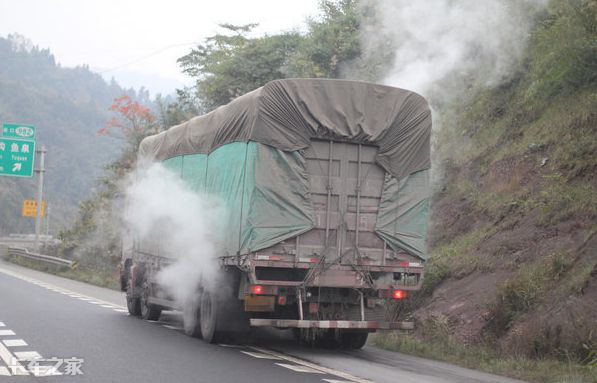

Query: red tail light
[[251, 285, 264, 295], [392, 289, 407, 299]]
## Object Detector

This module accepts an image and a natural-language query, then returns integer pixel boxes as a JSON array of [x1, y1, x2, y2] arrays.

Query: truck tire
[[140, 278, 162, 321], [183, 294, 202, 338], [199, 290, 222, 343], [339, 331, 369, 349], [126, 275, 141, 316]]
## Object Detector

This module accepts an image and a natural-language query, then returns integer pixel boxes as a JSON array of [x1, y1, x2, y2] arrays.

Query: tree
[[155, 88, 202, 128], [98, 95, 158, 148], [178, 24, 303, 110], [286, 0, 362, 78], [174, 0, 391, 111]]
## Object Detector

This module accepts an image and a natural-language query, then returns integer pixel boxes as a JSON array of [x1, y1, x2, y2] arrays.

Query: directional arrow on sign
[[0, 135, 35, 177]]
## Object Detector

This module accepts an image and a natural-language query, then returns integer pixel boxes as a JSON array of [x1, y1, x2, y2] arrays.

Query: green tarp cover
[[140, 79, 431, 260], [375, 169, 430, 259], [163, 142, 314, 256]]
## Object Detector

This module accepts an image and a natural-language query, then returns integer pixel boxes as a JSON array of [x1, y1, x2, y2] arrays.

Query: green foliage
[[58, 98, 158, 273], [430, 225, 497, 277], [435, 0, 597, 168], [535, 178, 597, 226], [155, 89, 202, 128], [0, 34, 147, 235], [286, 0, 361, 78], [420, 0, 597, 371], [178, 24, 303, 110], [176, 0, 377, 110], [524, 0, 597, 105], [489, 252, 574, 329]]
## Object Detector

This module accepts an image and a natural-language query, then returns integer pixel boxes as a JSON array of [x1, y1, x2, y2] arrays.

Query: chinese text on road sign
[[0, 123, 36, 177], [22, 199, 45, 217]]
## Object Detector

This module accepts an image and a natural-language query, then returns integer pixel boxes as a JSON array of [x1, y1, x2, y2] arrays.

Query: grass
[[4, 254, 120, 290], [422, 224, 497, 292], [371, 329, 597, 383], [486, 251, 577, 334], [535, 180, 597, 227]]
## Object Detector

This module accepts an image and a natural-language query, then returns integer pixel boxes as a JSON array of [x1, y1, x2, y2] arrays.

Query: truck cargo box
[[137, 79, 431, 263]]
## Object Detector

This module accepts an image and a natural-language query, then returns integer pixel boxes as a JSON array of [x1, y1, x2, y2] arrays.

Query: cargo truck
[[120, 79, 431, 348]]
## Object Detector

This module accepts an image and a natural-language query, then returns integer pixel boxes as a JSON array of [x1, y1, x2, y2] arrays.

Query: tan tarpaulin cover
[[139, 79, 431, 259], [139, 79, 431, 181]]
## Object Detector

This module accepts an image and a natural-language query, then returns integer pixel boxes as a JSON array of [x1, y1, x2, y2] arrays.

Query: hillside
[[377, 2, 596, 380], [0, 34, 148, 235]]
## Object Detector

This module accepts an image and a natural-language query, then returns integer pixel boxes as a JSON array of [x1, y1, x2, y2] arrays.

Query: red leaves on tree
[[99, 95, 157, 145]]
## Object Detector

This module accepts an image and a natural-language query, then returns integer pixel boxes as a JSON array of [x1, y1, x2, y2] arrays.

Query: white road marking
[[324, 380, 357, 383], [275, 363, 325, 374], [14, 351, 41, 360], [3, 339, 27, 347], [89, 301, 105, 305], [113, 309, 129, 313], [0, 330, 16, 336], [0, 267, 127, 310], [0, 322, 5, 327], [101, 305, 117, 309], [0, 341, 28, 375], [0, 366, 10, 376], [240, 351, 282, 360], [249, 346, 374, 383]]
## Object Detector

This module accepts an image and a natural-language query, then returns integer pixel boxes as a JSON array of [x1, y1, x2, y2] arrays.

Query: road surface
[[0, 260, 526, 383]]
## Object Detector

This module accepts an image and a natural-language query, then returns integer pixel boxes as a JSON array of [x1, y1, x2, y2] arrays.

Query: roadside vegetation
[[389, 1, 596, 382]]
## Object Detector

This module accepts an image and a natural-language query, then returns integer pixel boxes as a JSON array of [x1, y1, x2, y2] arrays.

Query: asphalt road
[[0, 260, 526, 383]]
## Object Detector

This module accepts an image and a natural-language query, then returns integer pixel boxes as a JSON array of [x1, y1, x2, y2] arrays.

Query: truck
[[120, 78, 431, 349]]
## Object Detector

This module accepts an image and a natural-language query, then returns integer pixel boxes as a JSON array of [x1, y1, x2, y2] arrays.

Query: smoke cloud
[[124, 162, 225, 307], [360, 0, 549, 98]]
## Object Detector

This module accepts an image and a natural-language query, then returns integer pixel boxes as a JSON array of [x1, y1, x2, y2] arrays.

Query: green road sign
[[0, 137, 36, 177], [2, 123, 36, 140]]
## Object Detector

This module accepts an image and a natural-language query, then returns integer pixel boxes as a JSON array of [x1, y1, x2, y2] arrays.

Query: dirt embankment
[[414, 81, 597, 368], [421, 145, 596, 358]]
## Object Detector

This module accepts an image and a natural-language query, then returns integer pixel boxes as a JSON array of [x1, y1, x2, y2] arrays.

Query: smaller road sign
[[22, 199, 45, 217], [2, 123, 36, 140]]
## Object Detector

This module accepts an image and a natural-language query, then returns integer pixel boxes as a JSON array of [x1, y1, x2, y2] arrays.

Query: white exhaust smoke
[[123, 162, 226, 307], [358, 0, 549, 98]]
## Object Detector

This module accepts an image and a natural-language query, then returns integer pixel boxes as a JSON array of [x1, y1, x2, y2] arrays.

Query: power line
[[99, 42, 199, 74]]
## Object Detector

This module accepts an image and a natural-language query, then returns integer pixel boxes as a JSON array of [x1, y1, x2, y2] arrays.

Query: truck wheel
[[140, 279, 162, 321], [126, 276, 141, 316], [199, 290, 223, 343], [183, 294, 202, 338], [339, 331, 369, 349]]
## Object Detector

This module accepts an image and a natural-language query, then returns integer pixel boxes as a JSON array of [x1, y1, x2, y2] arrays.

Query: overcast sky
[[0, 0, 320, 95]]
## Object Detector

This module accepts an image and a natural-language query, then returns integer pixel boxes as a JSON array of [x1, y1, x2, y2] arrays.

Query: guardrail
[[7, 247, 78, 270]]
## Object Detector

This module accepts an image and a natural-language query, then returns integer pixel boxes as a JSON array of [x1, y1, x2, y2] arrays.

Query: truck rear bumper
[[249, 318, 414, 330]]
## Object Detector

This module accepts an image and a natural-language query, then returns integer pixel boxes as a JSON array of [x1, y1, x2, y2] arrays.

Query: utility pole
[[34, 146, 46, 251]]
